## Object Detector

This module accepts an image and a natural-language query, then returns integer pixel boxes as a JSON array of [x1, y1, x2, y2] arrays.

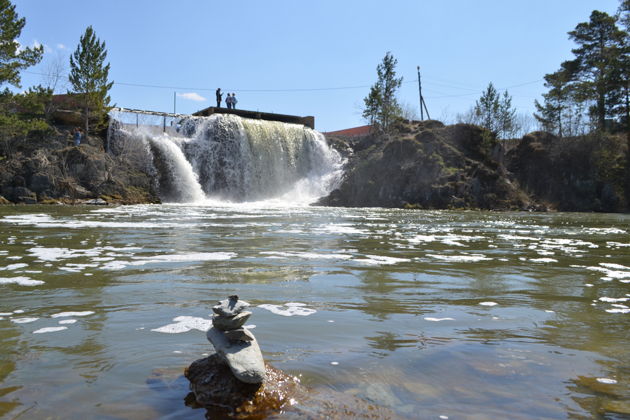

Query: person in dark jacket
[[216, 88, 223, 107]]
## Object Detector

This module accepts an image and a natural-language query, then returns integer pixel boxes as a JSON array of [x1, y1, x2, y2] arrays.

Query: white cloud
[[57, 43, 66, 50], [177, 92, 206, 102], [33, 39, 53, 53]]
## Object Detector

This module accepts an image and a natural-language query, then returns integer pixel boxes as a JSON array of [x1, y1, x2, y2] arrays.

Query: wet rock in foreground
[[185, 354, 403, 419]]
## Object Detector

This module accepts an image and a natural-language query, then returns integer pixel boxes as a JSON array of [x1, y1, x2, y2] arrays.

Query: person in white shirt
[[231, 93, 238, 110]]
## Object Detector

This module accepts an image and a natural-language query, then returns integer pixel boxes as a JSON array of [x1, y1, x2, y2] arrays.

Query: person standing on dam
[[226, 93, 233, 109], [216, 88, 223, 107], [231, 93, 238, 109]]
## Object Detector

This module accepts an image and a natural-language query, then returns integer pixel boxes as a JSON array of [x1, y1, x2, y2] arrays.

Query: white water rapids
[[107, 113, 344, 205]]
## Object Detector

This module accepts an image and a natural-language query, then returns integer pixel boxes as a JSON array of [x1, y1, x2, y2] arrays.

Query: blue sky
[[13, 0, 623, 132]]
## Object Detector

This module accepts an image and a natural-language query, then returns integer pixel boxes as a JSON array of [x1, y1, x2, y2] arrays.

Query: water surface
[[0, 205, 629, 419]]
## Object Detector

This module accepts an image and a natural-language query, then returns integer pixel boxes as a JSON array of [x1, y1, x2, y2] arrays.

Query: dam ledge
[[110, 106, 315, 129]]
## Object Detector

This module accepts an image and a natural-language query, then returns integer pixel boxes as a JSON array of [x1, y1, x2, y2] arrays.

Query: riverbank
[[321, 120, 628, 213]]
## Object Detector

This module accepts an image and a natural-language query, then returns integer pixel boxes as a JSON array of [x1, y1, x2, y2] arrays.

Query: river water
[[0, 204, 628, 419]]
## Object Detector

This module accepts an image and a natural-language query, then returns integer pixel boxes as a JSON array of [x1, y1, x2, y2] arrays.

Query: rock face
[[207, 296, 266, 384], [507, 131, 627, 212], [320, 121, 529, 210], [0, 126, 160, 205], [321, 121, 629, 212]]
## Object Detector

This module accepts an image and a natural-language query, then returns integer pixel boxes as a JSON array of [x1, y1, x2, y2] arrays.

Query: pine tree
[[474, 82, 500, 135], [472, 83, 519, 139], [566, 10, 626, 131], [0, 0, 43, 88], [362, 52, 403, 132], [534, 69, 571, 136], [69, 26, 113, 134]]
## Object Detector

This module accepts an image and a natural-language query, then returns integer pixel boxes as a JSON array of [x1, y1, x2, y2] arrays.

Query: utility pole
[[417, 66, 431, 120], [173, 91, 177, 114], [417, 66, 424, 120]]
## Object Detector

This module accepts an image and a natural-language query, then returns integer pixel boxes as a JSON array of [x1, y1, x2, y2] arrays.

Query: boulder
[[185, 354, 404, 419], [29, 173, 54, 194], [13, 186, 37, 204], [185, 354, 299, 418]]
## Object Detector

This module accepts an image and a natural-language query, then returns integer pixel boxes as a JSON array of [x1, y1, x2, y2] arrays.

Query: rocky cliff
[[507, 131, 627, 212], [320, 121, 628, 212], [0, 127, 159, 205], [320, 120, 531, 210]]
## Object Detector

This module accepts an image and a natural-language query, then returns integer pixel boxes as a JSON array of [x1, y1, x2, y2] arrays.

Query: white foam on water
[[50, 311, 95, 318], [11, 317, 39, 324], [0, 312, 12, 316], [151, 316, 212, 333], [28, 247, 97, 262], [606, 308, 630, 313], [585, 265, 630, 280], [599, 297, 629, 303], [354, 255, 411, 265], [479, 302, 498, 306], [58, 319, 77, 325], [101, 252, 237, 270], [2, 214, 53, 225], [59, 267, 82, 272], [13, 309, 24, 314], [545, 310, 555, 313], [611, 304, 629, 309], [0, 263, 28, 271], [536, 250, 555, 256], [33, 326, 68, 334], [607, 241, 630, 247], [6, 256, 22, 260], [260, 251, 352, 260], [427, 254, 492, 262], [529, 258, 559, 263], [497, 234, 539, 241], [330, 361, 339, 365], [0, 251, 7, 255], [600, 263, 630, 270], [424, 317, 455, 322], [319, 224, 368, 235], [596, 378, 618, 384], [585, 284, 594, 287], [258, 303, 316, 317], [0, 276, 44, 286], [584, 227, 626, 234]]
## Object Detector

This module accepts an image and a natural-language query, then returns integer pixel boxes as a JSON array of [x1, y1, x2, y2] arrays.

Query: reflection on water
[[0, 205, 629, 419]]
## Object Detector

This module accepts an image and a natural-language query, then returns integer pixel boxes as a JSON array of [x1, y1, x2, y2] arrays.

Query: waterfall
[[107, 113, 344, 205]]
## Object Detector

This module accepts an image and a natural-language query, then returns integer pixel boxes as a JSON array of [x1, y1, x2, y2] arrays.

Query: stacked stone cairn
[[206, 295, 266, 384]]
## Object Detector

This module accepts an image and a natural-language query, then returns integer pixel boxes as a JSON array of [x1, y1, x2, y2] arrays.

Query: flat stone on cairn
[[207, 295, 266, 384]]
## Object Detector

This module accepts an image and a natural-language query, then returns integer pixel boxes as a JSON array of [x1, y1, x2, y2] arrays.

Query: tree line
[[363, 1, 629, 140], [0, 0, 113, 156]]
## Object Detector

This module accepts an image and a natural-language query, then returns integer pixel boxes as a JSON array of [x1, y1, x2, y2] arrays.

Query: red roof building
[[323, 125, 372, 137]]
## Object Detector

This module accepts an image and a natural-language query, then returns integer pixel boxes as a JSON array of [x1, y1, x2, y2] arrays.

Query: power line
[[22, 69, 543, 96]]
